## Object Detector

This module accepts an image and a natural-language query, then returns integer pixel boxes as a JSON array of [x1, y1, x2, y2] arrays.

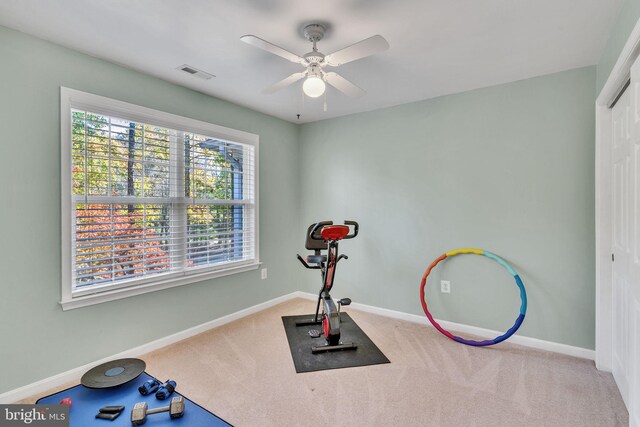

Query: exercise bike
[[296, 220, 359, 354]]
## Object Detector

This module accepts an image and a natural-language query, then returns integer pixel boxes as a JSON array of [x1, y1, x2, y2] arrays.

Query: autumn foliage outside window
[[70, 110, 256, 291]]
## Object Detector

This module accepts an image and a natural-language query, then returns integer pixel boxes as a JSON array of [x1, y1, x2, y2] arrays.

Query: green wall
[[0, 26, 301, 394], [597, 0, 640, 95], [299, 67, 597, 349]]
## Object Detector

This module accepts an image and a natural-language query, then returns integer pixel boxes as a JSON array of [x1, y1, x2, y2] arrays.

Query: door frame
[[596, 17, 640, 371]]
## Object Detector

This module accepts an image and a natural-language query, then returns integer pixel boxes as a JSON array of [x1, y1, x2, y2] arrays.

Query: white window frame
[[60, 87, 259, 310]]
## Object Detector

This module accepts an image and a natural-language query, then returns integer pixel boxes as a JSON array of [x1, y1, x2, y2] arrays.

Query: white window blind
[[62, 89, 258, 307]]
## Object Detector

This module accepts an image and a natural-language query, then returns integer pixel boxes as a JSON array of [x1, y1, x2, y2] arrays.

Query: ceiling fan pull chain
[[324, 91, 328, 112]]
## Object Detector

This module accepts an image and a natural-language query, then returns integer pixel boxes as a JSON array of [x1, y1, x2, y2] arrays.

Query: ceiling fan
[[240, 24, 389, 98]]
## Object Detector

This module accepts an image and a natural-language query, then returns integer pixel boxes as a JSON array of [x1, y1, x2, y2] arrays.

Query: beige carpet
[[22, 298, 627, 426]]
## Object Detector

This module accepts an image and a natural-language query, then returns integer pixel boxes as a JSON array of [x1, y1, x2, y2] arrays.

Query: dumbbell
[[130, 396, 185, 425]]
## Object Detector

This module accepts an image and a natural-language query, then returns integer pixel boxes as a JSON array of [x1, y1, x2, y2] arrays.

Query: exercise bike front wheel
[[323, 313, 341, 345]]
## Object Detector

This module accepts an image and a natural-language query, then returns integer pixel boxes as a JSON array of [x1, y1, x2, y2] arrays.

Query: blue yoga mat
[[37, 372, 232, 426]]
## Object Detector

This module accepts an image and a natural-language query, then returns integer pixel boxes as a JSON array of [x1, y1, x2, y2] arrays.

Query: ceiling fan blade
[[263, 72, 306, 94], [240, 35, 304, 64], [324, 72, 365, 97], [325, 35, 389, 66]]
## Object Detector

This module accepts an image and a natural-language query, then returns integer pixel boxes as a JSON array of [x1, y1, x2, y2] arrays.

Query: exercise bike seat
[[320, 225, 350, 242]]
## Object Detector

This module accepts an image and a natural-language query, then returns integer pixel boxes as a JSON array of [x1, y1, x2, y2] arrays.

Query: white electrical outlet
[[441, 280, 451, 293], [261, 268, 267, 280]]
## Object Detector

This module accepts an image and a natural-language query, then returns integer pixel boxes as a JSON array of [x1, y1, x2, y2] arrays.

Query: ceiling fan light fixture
[[303, 76, 326, 98]]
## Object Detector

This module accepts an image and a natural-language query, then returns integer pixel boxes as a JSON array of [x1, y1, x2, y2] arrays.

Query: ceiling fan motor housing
[[304, 51, 325, 65]]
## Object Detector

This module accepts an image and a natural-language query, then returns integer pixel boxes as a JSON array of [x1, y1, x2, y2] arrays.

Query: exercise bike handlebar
[[342, 220, 359, 239], [309, 220, 359, 241]]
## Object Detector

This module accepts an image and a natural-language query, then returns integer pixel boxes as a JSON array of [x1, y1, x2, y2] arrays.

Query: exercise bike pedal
[[308, 329, 322, 338], [338, 298, 352, 306]]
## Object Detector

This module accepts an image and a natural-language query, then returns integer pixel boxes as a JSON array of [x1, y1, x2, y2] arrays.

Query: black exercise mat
[[282, 313, 390, 373]]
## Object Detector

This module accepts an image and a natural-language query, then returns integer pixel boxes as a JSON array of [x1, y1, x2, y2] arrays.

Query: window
[[60, 88, 259, 310]]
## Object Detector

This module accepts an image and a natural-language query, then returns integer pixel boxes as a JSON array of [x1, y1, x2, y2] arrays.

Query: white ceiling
[[0, 0, 623, 123]]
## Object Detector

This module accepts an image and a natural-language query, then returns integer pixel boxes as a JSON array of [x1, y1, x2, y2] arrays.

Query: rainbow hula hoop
[[419, 248, 527, 346]]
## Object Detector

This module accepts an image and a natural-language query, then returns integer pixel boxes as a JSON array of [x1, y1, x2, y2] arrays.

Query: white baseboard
[[0, 292, 296, 404], [1, 291, 595, 403], [296, 291, 595, 361]]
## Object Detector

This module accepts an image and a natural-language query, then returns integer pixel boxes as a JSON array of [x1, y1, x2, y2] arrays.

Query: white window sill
[[59, 262, 260, 311]]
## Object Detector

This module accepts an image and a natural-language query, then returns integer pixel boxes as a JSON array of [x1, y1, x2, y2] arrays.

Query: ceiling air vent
[[176, 64, 215, 80]]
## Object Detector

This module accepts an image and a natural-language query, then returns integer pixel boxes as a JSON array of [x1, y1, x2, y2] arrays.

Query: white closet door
[[627, 57, 640, 427], [612, 83, 631, 409]]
